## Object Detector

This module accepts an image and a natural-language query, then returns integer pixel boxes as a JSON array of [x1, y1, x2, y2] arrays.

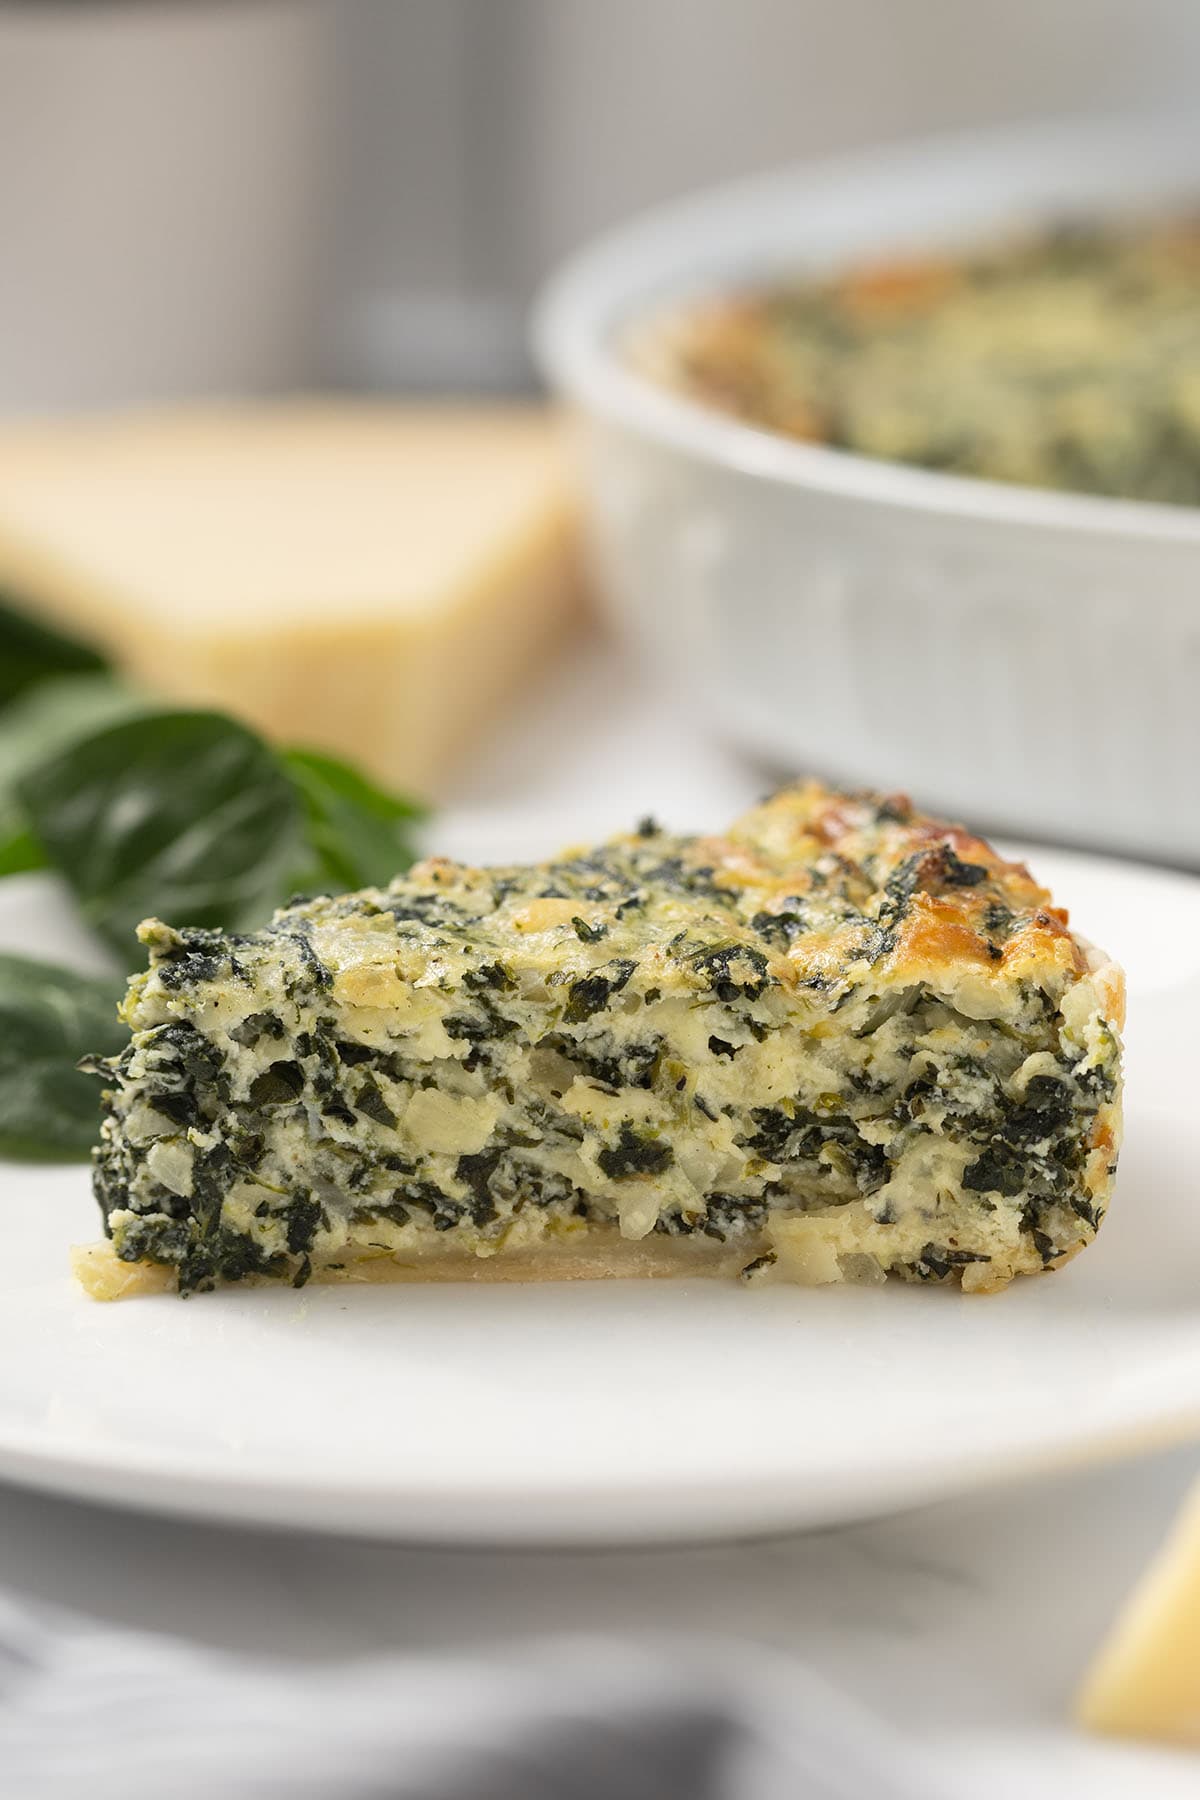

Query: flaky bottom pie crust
[[72, 1209, 1054, 1300]]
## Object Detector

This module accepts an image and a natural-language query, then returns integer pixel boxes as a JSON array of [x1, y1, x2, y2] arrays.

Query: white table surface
[[4, 630, 1197, 1798]]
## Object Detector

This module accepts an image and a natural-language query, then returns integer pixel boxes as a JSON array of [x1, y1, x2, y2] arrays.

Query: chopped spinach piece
[[113, 1213, 192, 1267], [247, 1060, 306, 1109], [1006, 1075, 1074, 1141], [354, 1076, 397, 1128], [750, 909, 806, 947], [571, 916, 608, 944], [463, 961, 515, 993], [352, 1199, 412, 1228], [563, 959, 636, 1023], [740, 1251, 777, 1280], [156, 927, 240, 991], [703, 1191, 768, 1238], [689, 942, 770, 1002], [916, 1242, 991, 1279], [278, 927, 333, 995], [146, 1090, 197, 1129], [743, 1102, 888, 1193], [284, 1192, 325, 1255], [962, 1144, 1028, 1197], [228, 1010, 286, 1048], [455, 1147, 504, 1225], [939, 849, 989, 887], [982, 900, 1016, 940], [597, 1123, 674, 1179], [176, 1227, 286, 1296]]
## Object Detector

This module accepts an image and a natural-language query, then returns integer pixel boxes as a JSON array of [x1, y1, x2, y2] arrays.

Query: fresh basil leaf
[[0, 593, 107, 708], [17, 711, 305, 955], [283, 747, 426, 893], [0, 952, 126, 1160]]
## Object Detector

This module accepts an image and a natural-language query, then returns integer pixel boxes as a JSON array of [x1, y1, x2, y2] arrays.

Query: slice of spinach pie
[[74, 782, 1123, 1299]]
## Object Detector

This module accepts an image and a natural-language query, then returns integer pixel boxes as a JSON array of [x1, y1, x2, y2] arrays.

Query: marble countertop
[[4, 633, 1196, 1797]]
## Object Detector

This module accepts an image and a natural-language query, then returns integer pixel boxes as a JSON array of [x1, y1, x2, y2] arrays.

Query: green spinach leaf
[[0, 673, 148, 876], [283, 747, 426, 893], [0, 594, 107, 708], [0, 821, 47, 878], [17, 711, 305, 955], [0, 953, 126, 1159]]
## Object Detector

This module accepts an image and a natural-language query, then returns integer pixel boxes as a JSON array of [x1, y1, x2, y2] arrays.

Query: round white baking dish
[[534, 113, 1200, 865]]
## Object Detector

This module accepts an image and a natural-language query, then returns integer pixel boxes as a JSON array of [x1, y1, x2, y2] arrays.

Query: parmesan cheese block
[[1078, 1479, 1200, 1745], [0, 404, 582, 793]]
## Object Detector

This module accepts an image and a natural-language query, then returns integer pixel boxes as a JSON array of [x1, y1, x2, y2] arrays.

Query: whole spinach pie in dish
[[74, 783, 1124, 1300], [636, 216, 1200, 505]]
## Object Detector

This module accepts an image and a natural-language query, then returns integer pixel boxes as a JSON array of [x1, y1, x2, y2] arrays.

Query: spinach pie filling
[[636, 216, 1200, 505], [76, 782, 1123, 1298]]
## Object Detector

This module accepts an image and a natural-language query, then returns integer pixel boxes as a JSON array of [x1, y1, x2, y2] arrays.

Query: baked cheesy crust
[[80, 782, 1124, 1298]]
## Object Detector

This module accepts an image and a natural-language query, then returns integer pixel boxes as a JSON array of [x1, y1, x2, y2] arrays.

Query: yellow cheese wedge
[[1077, 1477, 1200, 1745], [0, 404, 582, 794]]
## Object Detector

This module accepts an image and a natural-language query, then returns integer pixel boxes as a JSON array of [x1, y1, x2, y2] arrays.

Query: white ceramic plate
[[0, 848, 1196, 1546]]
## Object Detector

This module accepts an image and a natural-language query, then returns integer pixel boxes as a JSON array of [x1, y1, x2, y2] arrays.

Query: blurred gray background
[[1, 0, 1197, 410]]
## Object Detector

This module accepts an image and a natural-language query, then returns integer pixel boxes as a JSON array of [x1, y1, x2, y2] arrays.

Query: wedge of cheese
[[0, 404, 581, 793], [1078, 1477, 1200, 1745]]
